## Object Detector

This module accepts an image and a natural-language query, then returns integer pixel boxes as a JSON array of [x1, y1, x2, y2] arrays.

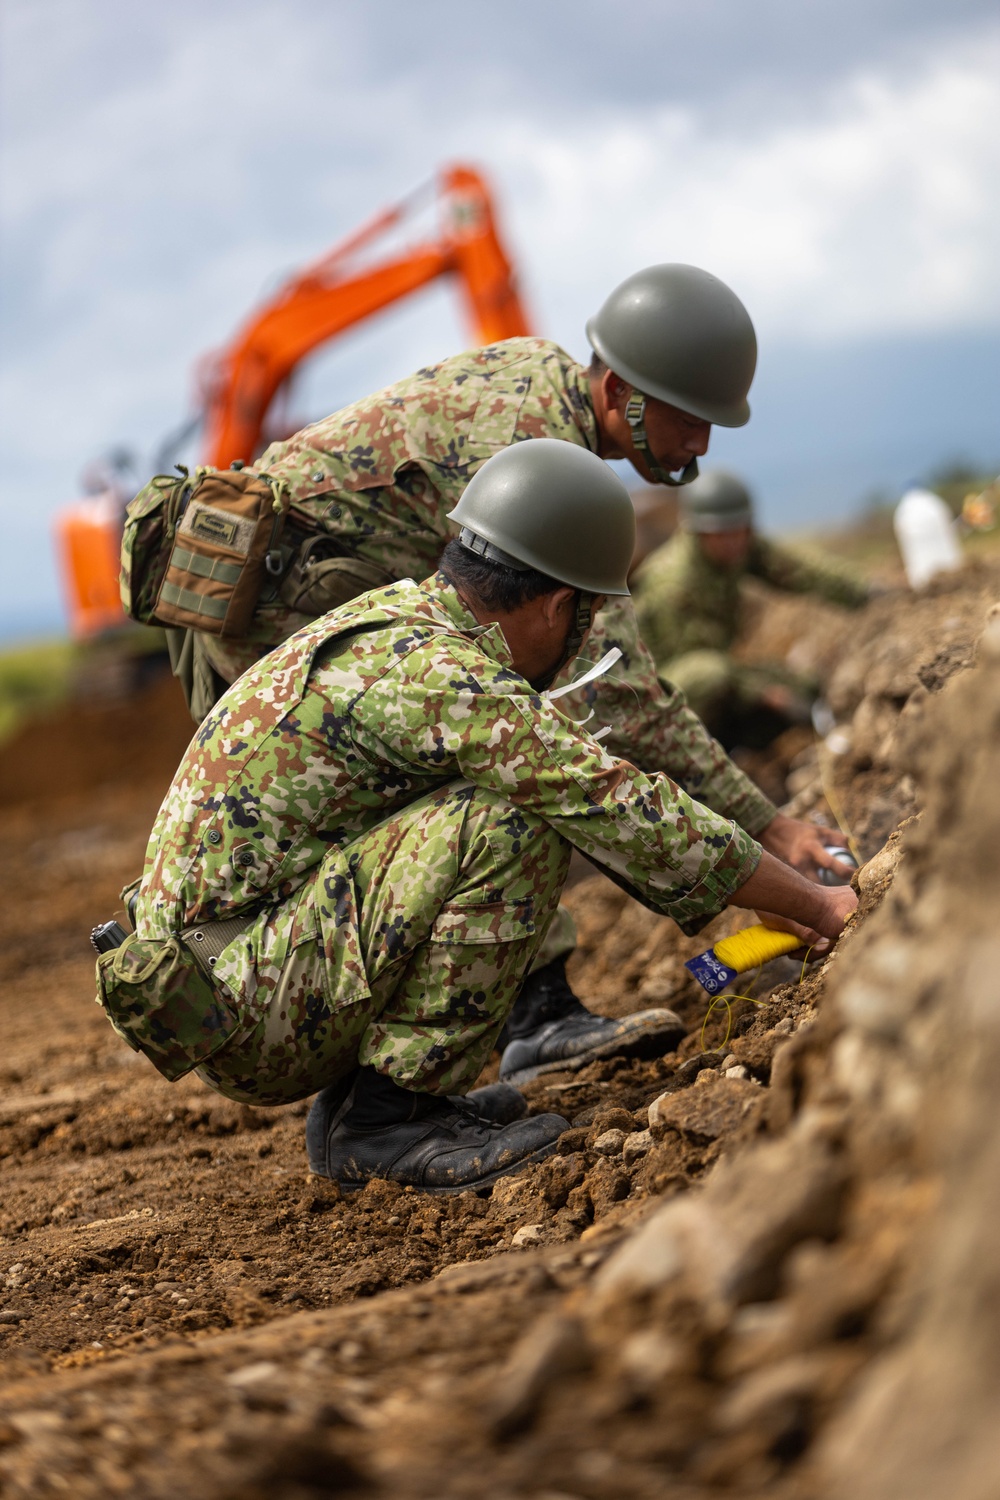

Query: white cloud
[[484, 34, 1000, 345], [0, 5, 998, 624]]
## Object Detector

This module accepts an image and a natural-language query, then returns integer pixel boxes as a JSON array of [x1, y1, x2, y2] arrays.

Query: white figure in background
[[894, 487, 963, 590]]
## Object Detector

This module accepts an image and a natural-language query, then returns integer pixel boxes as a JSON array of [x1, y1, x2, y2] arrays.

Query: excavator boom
[[57, 164, 531, 639], [201, 164, 531, 467]]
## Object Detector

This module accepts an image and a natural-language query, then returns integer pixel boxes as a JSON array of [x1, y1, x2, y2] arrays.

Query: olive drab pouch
[[120, 464, 290, 638], [278, 535, 396, 617], [95, 934, 244, 1082]]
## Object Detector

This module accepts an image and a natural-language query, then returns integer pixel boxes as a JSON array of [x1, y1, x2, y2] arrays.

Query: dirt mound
[[1, 571, 998, 1498], [0, 668, 193, 811]]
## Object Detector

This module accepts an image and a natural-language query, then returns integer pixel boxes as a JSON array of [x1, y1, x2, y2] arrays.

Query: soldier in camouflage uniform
[[152, 264, 851, 1086], [632, 468, 871, 748], [103, 443, 854, 1192]]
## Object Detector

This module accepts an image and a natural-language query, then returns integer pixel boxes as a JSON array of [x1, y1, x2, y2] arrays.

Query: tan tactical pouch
[[121, 465, 289, 638]]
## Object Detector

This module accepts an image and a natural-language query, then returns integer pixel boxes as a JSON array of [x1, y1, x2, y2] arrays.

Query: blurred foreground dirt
[[1, 568, 999, 1498]]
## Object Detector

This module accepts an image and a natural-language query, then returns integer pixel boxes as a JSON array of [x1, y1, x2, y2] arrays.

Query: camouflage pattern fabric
[[530, 902, 577, 971], [632, 528, 869, 672], [563, 594, 773, 832], [664, 649, 820, 731], [122, 575, 761, 1101], [95, 933, 241, 1083], [192, 338, 776, 837], [197, 782, 569, 1104]]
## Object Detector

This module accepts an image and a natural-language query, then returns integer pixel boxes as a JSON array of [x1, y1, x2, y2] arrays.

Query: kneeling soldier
[[633, 468, 871, 747], [98, 442, 855, 1193]]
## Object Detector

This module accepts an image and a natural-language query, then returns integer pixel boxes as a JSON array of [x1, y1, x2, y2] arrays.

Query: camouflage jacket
[[632, 529, 870, 668], [137, 575, 761, 1013], [202, 338, 776, 835]]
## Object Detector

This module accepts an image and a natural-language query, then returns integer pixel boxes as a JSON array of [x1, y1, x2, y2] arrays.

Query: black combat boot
[[306, 1067, 566, 1193], [306, 1074, 528, 1171], [498, 957, 687, 1085], [452, 1081, 528, 1124]]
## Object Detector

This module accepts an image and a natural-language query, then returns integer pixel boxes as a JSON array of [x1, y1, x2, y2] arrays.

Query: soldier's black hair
[[439, 538, 564, 613], [588, 351, 608, 378]]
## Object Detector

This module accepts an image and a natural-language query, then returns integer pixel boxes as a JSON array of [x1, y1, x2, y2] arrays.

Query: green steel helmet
[[678, 468, 754, 533], [447, 439, 635, 595], [586, 263, 757, 429]]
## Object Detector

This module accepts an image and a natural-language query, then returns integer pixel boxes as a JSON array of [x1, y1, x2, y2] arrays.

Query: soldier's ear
[[600, 368, 630, 410], [539, 587, 577, 630]]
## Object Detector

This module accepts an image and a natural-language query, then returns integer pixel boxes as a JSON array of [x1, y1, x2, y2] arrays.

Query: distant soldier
[[102, 444, 855, 1193], [141, 265, 851, 1086], [632, 469, 870, 748]]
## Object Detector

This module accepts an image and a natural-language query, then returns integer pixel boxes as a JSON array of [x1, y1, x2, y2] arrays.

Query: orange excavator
[[56, 163, 532, 639]]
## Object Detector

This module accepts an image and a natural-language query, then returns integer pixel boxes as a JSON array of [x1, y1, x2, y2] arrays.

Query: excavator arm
[[201, 164, 531, 467], [57, 163, 531, 638]]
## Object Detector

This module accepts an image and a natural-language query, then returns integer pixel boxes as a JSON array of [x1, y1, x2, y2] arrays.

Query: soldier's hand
[[730, 848, 858, 955], [759, 812, 855, 884], [755, 884, 857, 954]]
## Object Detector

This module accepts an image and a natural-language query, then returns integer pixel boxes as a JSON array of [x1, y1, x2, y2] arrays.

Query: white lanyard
[[543, 647, 622, 703], [543, 647, 622, 740]]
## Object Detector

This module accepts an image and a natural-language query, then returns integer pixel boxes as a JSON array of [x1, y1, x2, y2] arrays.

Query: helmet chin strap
[[625, 391, 699, 487], [534, 590, 597, 692]]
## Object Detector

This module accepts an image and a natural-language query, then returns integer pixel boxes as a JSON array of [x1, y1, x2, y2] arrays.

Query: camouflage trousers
[[198, 782, 570, 1107]]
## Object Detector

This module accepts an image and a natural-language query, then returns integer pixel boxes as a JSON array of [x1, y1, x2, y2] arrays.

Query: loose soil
[[1, 564, 998, 1498]]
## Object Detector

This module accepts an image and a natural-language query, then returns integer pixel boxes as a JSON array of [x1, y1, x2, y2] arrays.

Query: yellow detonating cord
[[700, 992, 766, 1052], [692, 926, 817, 1050], [712, 924, 803, 971]]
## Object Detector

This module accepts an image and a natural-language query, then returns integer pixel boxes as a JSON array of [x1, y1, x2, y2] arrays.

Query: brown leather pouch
[[152, 467, 289, 638]]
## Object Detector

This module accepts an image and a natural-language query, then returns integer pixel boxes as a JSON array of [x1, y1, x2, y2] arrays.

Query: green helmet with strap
[[586, 263, 757, 488], [447, 438, 634, 596], [679, 468, 754, 533]]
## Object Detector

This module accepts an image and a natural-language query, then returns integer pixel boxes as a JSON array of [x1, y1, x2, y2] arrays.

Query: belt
[[180, 913, 258, 978]]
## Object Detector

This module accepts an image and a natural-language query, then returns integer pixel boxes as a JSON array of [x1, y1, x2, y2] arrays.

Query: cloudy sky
[[2, 0, 998, 639]]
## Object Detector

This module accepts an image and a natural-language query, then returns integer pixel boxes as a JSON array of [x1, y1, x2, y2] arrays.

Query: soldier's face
[[639, 397, 712, 479], [497, 588, 605, 687], [593, 369, 712, 482], [697, 526, 753, 568]]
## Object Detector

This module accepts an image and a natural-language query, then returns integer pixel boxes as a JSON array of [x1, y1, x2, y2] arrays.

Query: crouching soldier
[[128, 262, 853, 1084], [97, 442, 855, 1194]]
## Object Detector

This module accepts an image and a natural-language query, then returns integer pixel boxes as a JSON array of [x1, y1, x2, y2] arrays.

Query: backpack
[[120, 464, 290, 638]]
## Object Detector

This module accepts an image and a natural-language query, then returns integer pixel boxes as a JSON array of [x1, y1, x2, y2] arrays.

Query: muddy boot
[[456, 1081, 527, 1124], [309, 1067, 568, 1194], [498, 958, 686, 1085], [306, 1070, 359, 1175], [306, 1077, 527, 1173]]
